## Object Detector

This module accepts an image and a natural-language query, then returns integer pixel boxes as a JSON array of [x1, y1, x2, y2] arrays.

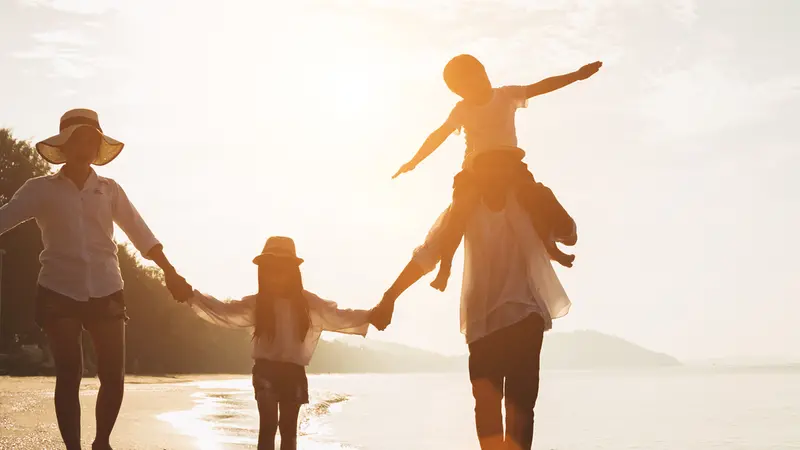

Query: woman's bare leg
[[44, 319, 85, 450], [86, 319, 126, 449]]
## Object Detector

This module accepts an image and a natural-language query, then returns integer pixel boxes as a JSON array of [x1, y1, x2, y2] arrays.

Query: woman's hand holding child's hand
[[165, 270, 193, 303], [370, 293, 396, 330]]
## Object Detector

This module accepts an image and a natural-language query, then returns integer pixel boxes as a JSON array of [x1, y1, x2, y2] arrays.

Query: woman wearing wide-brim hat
[[0, 108, 193, 450]]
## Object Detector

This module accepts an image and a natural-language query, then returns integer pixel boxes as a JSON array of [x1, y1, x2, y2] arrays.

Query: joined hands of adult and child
[[369, 291, 397, 331], [164, 268, 193, 303]]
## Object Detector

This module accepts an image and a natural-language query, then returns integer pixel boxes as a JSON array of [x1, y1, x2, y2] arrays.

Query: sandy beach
[[0, 375, 234, 450]]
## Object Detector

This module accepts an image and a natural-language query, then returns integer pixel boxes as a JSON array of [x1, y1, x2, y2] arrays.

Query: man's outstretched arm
[[371, 260, 427, 330], [371, 206, 453, 330], [386, 260, 427, 299]]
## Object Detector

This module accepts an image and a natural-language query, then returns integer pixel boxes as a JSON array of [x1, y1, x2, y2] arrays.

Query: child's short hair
[[443, 54, 487, 94]]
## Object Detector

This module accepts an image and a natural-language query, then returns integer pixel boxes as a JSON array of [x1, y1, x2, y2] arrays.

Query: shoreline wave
[[157, 377, 357, 449]]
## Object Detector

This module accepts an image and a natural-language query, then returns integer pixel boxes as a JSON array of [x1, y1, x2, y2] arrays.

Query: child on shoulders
[[393, 55, 602, 291]]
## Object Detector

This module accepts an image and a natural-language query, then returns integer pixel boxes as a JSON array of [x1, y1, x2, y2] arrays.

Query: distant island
[[309, 339, 464, 373], [540, 330, 681, 369], [313, 330, 680, 374]]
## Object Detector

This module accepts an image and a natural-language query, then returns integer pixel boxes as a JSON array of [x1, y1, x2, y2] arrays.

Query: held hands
[[369, 292, 397, 331], [164, 269, 193, 303], [577, 61, 603, 80], [392, 161, 417, 179]]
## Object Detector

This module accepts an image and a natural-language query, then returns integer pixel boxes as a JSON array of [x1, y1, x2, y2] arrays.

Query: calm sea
[[159, 367, 800, 449]]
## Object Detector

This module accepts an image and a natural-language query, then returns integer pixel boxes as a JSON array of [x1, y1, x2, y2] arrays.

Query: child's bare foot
[[562, 253, 575, 267], [553, 251, 575, 268], [430, 266, 451, 292], [546, 243, 575, 268]]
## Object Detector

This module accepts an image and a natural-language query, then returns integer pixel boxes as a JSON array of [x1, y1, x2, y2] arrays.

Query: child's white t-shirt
[[444, 85, 529, 167]]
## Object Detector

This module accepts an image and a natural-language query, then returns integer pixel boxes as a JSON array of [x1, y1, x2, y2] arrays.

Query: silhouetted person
[[0, 109, 192, 450], [393, 55, 602, 291], [183, 236, 377, 450], [373, 176, 573, 450]]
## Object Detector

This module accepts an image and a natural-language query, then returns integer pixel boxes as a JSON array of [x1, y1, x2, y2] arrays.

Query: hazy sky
[[1, 0, 798, 361]]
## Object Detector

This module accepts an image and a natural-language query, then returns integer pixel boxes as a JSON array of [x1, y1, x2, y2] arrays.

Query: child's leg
[[278, 402, 301, 450], [430, 171, 478, 292], [429, 202, 467, 292], [515, 174, 575, 268], [256, 397, 279, 450], [535, 181, 577, 246], [275, 363, 308, 450]]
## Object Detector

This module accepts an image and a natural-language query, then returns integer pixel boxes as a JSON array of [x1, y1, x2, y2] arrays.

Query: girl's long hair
[[253, 264, 311, 342]]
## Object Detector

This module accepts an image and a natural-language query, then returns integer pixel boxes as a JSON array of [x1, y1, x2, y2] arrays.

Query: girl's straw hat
[[253, 236, 304, 265]]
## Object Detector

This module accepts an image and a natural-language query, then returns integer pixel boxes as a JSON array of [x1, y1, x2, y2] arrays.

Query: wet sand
[[0, 375, 237, 450]]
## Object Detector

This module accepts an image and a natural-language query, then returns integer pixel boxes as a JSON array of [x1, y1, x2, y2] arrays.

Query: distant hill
[[309, 338, 465, 373], [687, 356, 800, 369], [311, 330, 680, 373], [541, 330, 681, 369]]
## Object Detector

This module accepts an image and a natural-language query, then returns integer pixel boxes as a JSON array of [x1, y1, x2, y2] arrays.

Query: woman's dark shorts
[[35, 285, 127, 329]]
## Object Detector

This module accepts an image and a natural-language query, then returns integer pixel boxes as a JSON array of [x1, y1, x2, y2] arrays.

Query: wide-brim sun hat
[[253, 236, 304, 265], [35, 108, 124, 166]]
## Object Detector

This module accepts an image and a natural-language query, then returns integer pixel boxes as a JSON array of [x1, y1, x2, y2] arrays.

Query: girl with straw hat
[[185, 236, 378, 450]]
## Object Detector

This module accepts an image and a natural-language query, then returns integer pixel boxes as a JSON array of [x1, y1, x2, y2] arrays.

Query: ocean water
[[159, 367, 800, 449]]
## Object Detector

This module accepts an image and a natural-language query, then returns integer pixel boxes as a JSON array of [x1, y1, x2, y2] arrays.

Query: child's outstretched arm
[[525, 61, 603, 99], [186, 291, 256, 328], [393, 121, 457, 179], [307, 292, 372, 336]]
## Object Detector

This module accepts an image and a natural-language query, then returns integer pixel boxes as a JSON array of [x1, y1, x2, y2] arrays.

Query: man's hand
[[164, 270, 193, 303], [370, 293, 396, 331], [392, 161, 417, 179], [576, 61, 602, 80]]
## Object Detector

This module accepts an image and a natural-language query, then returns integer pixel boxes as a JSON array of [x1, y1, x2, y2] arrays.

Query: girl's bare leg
[[278, 402, 301, 450], [257, 398, 279, 450]]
